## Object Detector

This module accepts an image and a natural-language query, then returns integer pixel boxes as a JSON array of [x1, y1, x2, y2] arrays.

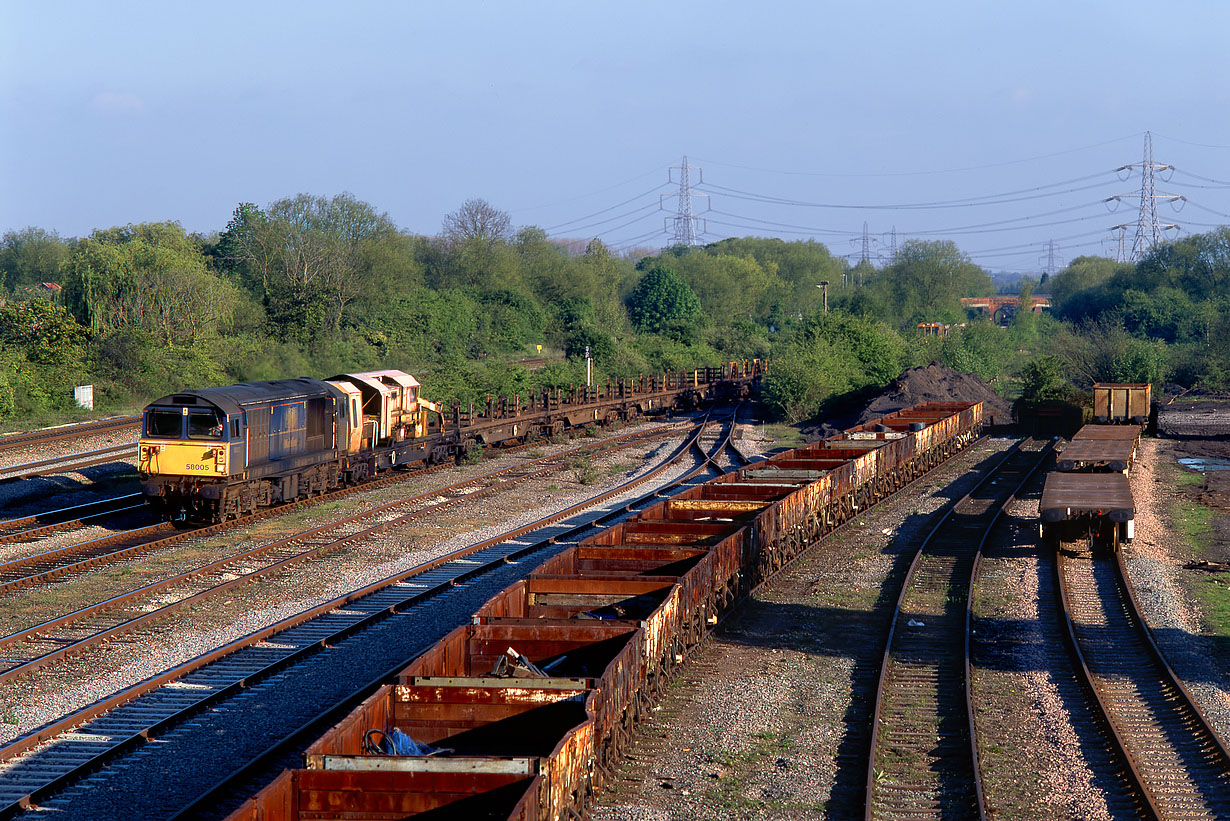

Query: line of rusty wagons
[[224, 400, 986, 821]]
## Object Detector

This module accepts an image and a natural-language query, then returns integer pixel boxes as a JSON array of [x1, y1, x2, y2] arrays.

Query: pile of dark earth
[[800, 363, 1013, 441], [1156, 390, 1230, 439]]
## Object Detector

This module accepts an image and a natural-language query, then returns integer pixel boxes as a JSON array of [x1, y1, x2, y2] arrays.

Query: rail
[[0, 422, 695, 687], [863, 438, 1052, 820], [0, 416, 141, 454], [1055, 544, 1230, 818], [0, 415, 731, 817]]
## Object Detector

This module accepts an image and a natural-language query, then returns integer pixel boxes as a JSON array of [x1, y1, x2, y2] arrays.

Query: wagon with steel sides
[[1091, 382, 1151, 425], [224, 401, 985, 821], [1039, 422, 1142, 549]]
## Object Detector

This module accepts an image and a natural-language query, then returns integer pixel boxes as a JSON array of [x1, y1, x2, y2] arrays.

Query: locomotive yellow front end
[[138, 438, 229, 479], [139, 398, 241, 520]]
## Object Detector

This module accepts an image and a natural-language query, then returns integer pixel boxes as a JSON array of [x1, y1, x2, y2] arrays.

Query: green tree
[[234, 193, 400, 338], [212, 202, 269, 291], [63, 222, 242, 345], [0, 370, 14, 420], [871, 239, 992, 325], [938, 321, 1011, 382], [1018, 355, 1068, 403], [0, 227, 70, 294], [626, 266, 701, 332], [0, 299, 87, 366], [1047, 254, 1141, 324], [669, 252, 788, 321]]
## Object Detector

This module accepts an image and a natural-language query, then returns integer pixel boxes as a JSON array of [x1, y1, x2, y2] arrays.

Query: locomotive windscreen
[[187, 409, 224, 439], [146, 409, 182, 439]]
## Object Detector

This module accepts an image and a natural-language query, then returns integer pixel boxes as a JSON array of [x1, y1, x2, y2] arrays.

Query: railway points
[[0, 411, 744, 818]]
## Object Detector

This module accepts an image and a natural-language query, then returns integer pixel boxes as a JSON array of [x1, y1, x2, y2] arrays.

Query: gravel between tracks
[[1124, 437, 1230, 743], [591, 437, 1017, 821], [0, 421, 688, 748], [4, 421, 719, 819], [972, 489, 1119, 820]]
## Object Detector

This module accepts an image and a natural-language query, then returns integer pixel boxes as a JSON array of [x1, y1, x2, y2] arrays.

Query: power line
[[531, 136, 1230, 271], [696, 175, 1117, 211], [690, 133, 1143, 178], [541, 183, 670, 231], [512, 165, 672, 213]]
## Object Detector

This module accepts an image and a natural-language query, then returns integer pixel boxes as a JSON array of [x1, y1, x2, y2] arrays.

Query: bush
[[0, 371, 14, 420]]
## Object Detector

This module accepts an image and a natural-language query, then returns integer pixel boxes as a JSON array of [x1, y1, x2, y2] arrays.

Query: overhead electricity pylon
[[1111, 132, 1183, 262], [1105, 224, 1130, 264], [661, 156, 709, 246], [1039, 239, 1063, 276], [850, 221, 880, 265]]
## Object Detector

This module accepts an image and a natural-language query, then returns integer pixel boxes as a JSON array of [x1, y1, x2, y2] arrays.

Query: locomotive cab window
[[145, 409, 183, 439], [187, 409, 225, 440]]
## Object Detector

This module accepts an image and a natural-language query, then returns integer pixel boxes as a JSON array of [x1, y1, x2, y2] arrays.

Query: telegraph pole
[[661, 156, 709, 246]]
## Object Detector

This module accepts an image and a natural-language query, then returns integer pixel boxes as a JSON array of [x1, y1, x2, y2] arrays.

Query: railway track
[[0, 416, 141, 455], [0, 494, 145, 544], [1056, 545, 1230, 818], [0, 420, 687, 602], [863, 438, 1052, 820], [0, 444, 137, 483], [0, 420, 700, 686], [0, 410, 744, 818]]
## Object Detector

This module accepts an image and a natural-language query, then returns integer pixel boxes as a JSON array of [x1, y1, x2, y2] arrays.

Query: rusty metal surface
[[1055, 438, 1137, 471], [1039, 472, 1134, 520], [1071, 424, 1142, 442], [226, 400, 987, 821], [1092, 382, 1151, 422]]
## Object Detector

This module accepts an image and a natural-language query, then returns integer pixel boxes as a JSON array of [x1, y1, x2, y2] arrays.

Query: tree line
[[2, 192, 1228, 426]]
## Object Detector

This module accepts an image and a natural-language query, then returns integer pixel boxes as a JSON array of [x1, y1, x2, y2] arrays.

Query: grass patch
[[760, 423, 804, 450], [1190, 575, 1230, 638], [1170, 497, 1214, 551], [1173, 470, 1205, 487], [568, 454, 598, 485]]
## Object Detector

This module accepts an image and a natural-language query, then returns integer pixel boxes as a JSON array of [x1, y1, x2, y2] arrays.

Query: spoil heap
[[859, 363, 1012, 426], [801, 363, 1011, 440]]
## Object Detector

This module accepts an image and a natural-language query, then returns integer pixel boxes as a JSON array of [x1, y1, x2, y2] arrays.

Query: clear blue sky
[[3, 0, 1228, 272]]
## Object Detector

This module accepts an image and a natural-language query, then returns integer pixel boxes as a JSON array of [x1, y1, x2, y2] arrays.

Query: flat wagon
[[1039, 472, 1135, 547]]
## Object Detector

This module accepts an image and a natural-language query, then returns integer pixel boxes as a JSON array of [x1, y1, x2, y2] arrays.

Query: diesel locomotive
[[138, 370, 447, 522], [138, 362, 765, 522]]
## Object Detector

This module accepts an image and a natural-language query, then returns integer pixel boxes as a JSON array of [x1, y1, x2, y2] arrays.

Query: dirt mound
[[859, 364, 1012, 426], [800, 363, 1012, 440]]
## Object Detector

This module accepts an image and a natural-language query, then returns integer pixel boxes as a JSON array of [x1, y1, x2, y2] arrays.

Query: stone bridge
[[960, 294, 1051, 321]]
